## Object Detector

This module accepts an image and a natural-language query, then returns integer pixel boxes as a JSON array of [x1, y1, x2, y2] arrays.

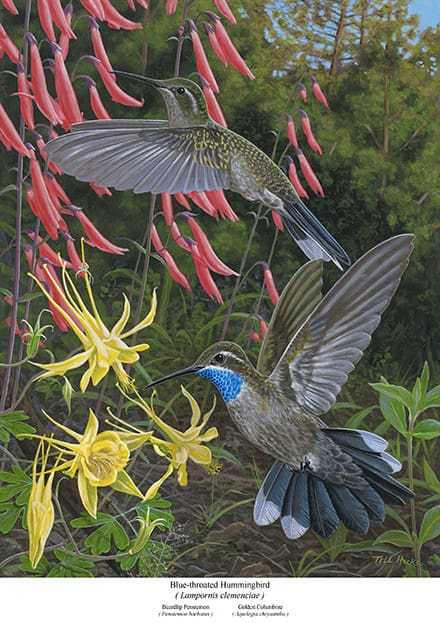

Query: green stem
[[220, 207, 263, 340], [407, 422, 422, 577]]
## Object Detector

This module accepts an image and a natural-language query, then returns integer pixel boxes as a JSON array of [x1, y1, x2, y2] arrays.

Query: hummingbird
[[44, 71, 350, 269], [146, 235, 414, 539]]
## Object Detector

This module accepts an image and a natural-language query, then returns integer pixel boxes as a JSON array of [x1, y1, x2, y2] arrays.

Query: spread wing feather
[[257, 260, 323, 376], [268, 235, 414, 417], [44, 119, 230, 194]]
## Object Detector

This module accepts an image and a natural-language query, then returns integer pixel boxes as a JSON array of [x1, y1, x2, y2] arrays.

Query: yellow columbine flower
[[27, 441, 56, 569], [30, 244, 157, 392], [118, 386, 218, 499], [30, 409, 149, 518]]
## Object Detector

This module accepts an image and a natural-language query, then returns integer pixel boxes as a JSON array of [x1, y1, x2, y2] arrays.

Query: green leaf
[[0, 503, 21, 534], [0, 411, 36, 441], [413, 419, 440, 440], [373, 529, 414, 549], [423, 459, 440, 492], [419, 505, 440, 545], [378, 392, 408, 434], [370, 382, 413, 411], [424, 385, 440, 409], [419, 362, 430, 400]]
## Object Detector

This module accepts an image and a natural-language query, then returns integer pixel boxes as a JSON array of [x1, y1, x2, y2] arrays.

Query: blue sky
[[409, 1, 440, 29]]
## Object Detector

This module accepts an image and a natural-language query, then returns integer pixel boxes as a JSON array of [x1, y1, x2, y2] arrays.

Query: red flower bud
[[213, 0, 237, 25], [185, 216, 238, 276], [310, 75, 329, 108], [161, 192, 174, 226], [286, 114, 298, 148], [298, 109, 322, 155], [271, 210, 284, 231], [0, 101, 30, 157], [286, 155, 309, 199], [2, 0, 19, 15], [262, 263, 279, 305], [68, 207, 129, 255], [295, 149, 324, 197], [189, 20, 219, 94], [211, 15, 255, 79], [100, 0, 142, 30], [0, 24, 19, 63], [204, 189, 239, 222]]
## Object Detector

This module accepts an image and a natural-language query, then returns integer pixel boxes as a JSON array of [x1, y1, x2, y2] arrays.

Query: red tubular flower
[[209, 13, 255, 79], [202, 22, 228, 66], [62, 233, 84, 274], [0, 24, 19, 64], [16, 62, 35, 131], [204, 189, 238, 222], [83, 76, 111, 119], [0, 102, 30, 157], [271, 210, 284, 231], [187, 191, 217, 218], [53, 43, 83, 125], [25, 231, 69, 268], [29, 151, 63, 236], [45, 171, 71, 206], [174, 193, 192, 211], [100, 0, 142, 30], [250, 330, 262, 343], [89, 17, 116, 80], [151, 225, 191, 291], [199, 75, 226, 127], [89, 182, 112, 196], [285, 114, 298, 149], [17, 61, 35, 130], [88, 57, 144, 107], [26, 33, 60, 125], [162, 249, 191, 291], [2, 0, 18, 15], [189, 242, 223, 304], [262, 262, 279, 305], [213, 0, 237, 25], [68, 206, 129, 255], [184, 215, 239, 276], [258, 316, 268, 337], [298, 109, 322, 155], [297, 82, 307, 103], [48, 0, 76, 39], [285, 155, 309, 199], [310, 75, 329, 108], [170, 222, 192, 251], [37, 0, 56, 41], [166, 0, 178, 15], [161, 193, 174, 226], [295, 148, 324, 197], [189, 21, 219, 94], [80, 0, 105, 20], [26, 184, 59, 240], [135, 0, 150, 8], [0, 126, 12, 150], [35, 133, 62, 174], [58, 4, 74, 60]]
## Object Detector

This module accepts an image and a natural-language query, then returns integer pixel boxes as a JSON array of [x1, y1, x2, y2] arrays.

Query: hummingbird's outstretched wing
[[44, 120, 230, 194], [267, 235, 414, 417], [257, 260, 323, 376]]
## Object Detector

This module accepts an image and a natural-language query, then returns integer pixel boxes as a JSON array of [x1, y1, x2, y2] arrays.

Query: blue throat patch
[[196, 367, 243, 403]]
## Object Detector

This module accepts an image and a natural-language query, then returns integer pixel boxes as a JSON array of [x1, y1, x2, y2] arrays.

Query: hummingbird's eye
[[213, 353, 225, 364], [176, 87, 186, 95]]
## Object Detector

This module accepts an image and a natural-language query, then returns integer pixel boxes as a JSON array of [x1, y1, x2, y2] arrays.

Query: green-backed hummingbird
[[146, 235, 414, 539], [44, 72, 350, 268]]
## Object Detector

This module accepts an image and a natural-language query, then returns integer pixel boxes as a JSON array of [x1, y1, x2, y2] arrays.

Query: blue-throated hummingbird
[[146, 235, 414, 539], [44, 72, 350, 268]]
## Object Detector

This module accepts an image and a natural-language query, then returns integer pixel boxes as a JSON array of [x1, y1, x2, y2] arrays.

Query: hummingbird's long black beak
[[112, 70, 163, 89], [145, 365, 203, 390]]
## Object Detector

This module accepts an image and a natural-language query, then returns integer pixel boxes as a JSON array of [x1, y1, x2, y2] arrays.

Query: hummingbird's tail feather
[[282, 197, 350, 268], [254, 428, 413, 539]]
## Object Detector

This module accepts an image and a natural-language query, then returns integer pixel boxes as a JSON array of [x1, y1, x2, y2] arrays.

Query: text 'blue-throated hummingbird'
[[146, 235, 414, 539], [44, 72, 350, 268]]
